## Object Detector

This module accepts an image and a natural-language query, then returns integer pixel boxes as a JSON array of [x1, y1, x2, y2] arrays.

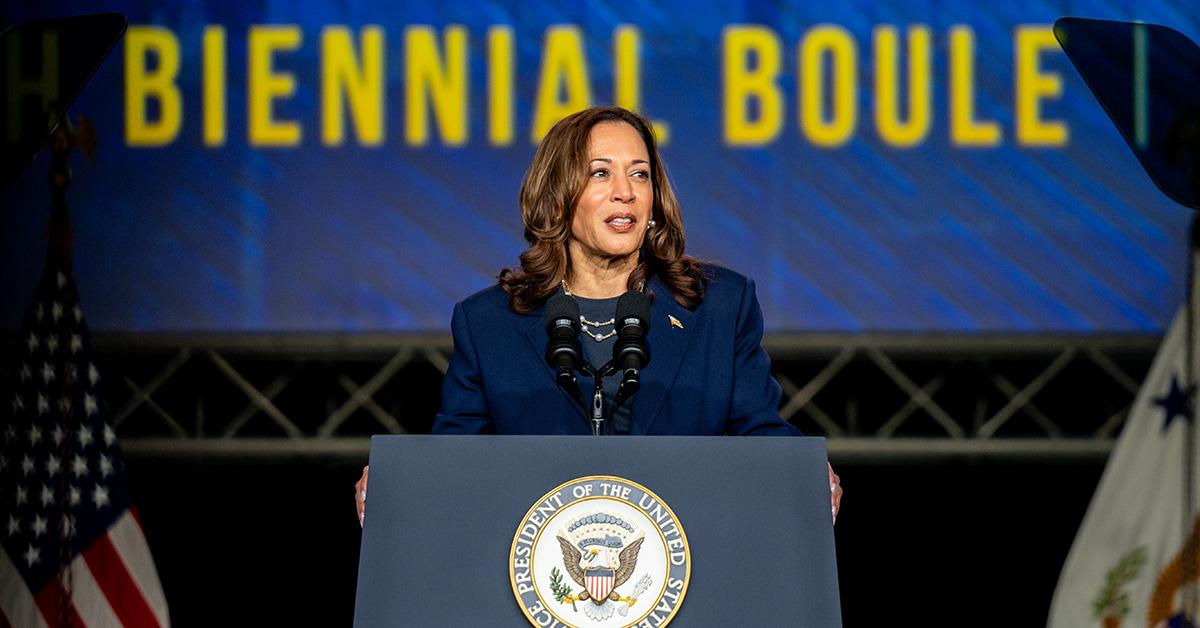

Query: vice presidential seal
[[509, 476, 690, 627]]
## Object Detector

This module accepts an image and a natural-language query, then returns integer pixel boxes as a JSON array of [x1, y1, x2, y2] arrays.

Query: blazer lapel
[[524, 308, 557, 388], [630, 277, 696, 434]]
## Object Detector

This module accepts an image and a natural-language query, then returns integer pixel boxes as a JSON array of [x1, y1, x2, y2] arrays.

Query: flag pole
[[44, 109, 95, 628], [45, 110, 95, 267], [1185, 214, 1199, 623]]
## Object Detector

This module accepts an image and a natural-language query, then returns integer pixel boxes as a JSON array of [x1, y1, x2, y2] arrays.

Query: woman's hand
[[355, 465, 369, 527], [828, 462, 843, 524]]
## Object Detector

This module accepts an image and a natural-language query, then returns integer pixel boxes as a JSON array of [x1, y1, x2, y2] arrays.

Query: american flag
[[0, 244, 169, 627]]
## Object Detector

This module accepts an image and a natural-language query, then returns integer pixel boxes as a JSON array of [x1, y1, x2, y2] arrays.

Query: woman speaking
[[356, 106, 842, 521]]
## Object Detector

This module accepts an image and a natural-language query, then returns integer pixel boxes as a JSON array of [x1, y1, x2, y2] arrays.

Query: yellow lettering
[[321, 26, 384, 146], [800, 24, 857, 148], [949, 25, 1000, 147], [532, 26, 592, 142], [125, 26, 182, 147], [405, 25, 468, 146], [202, 26, 226, 147], [1015, 25, 1067, 146], [614, 25, 639, 112], [652, 120, 670, 145], [722, 25, 782, 146], [248, 25, 302, 146], [487, 26, 514, 146], [6, 31, 58, 144], [613, 25, 669, 145], [874, 25, 931, 148]]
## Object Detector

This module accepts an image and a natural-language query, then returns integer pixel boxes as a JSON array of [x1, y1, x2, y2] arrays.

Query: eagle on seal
[[555, 531, 644, 604]]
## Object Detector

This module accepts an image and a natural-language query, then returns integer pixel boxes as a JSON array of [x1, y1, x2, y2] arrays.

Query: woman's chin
[[570, 237, 642, 265], [599, 235, 643, 255], [598, 244, 641, 260]]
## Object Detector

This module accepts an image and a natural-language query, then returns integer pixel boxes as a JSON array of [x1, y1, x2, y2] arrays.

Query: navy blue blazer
[[432, 265, 801, 436]]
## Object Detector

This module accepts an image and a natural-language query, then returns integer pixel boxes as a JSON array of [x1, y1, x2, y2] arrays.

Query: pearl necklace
[[562, 279, 616, 342], [580, 324, 617, 343], [561, 278, 645, 342]]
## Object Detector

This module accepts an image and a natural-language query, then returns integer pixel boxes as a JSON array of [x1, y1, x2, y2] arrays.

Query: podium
[[353, 435, 841, 626]]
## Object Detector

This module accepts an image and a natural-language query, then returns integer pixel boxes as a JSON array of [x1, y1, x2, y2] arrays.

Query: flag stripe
[[0, 548, 47, 628], [33, 577, 84, 628], [2, 212, 169, 627], [108, 512, 168, 627], [68, 554, 122, 628], [586, 575, 613, 601], [82, 534, 161, 628]]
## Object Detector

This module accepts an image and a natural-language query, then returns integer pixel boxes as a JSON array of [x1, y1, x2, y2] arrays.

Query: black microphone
[[544, 293, 584, 401], [612, 291, 651, 408]]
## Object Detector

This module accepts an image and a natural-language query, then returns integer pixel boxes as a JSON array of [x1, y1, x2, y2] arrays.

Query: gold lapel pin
[[668, 315, 684, 330]]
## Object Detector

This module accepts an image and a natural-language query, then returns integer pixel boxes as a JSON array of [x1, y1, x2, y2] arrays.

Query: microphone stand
[[582, 362, 616, 436], [579, 360, 641, 436]]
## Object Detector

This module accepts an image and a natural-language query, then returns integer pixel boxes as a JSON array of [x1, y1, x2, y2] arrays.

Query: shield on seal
[[585, 568, 615, 602]]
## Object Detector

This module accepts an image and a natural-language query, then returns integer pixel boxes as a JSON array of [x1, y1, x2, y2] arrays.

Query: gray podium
[[353, 435, 841, 626]]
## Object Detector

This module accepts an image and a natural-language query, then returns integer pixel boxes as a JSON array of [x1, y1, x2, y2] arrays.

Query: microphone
[[544, 293, 583, 401], [612, 291, 651, 408]]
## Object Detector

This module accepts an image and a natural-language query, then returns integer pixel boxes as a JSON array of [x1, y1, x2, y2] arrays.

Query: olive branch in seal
[[1092, 546, 1146, 622], [549, 567, 576, 611]]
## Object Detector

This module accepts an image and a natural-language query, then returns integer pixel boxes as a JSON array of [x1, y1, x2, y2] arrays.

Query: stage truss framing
[[2, 332, 1152, 464]]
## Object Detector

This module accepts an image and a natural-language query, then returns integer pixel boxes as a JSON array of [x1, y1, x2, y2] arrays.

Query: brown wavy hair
[[499, 106, 707, 313]]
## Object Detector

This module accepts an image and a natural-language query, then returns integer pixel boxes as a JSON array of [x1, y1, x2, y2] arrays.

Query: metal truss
[[2, 333, 1159, 463], [762, 334, 1153, 461]]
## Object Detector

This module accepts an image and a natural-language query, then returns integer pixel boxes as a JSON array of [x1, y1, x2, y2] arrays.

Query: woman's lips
[[605, 214, 637, 233]]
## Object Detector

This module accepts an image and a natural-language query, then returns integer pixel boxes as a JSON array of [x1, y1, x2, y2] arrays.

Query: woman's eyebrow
[[588, 158, 649, 165]]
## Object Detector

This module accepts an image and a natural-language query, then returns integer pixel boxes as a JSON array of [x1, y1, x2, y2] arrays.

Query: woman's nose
[[611, 175, 635, 203]]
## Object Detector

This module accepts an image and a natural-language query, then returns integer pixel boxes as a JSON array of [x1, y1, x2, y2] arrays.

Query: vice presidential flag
[[0, 242, 170, 627], [1048, 310, 1199, 627]]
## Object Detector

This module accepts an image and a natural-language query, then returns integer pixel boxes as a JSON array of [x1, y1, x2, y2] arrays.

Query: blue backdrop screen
[[0, 1, 1192, 333]]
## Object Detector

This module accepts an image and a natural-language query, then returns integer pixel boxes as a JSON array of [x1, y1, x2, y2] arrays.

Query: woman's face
[[568, 121, 654, 263]]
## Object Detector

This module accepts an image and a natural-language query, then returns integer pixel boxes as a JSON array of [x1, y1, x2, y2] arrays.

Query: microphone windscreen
[[544, 293, 581, 332], [615, 291, 651, 330]]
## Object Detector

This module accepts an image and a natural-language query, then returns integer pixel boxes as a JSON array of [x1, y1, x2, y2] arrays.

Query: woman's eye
[[590, 169, 609, 178], [631, 170, 650, 179]]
